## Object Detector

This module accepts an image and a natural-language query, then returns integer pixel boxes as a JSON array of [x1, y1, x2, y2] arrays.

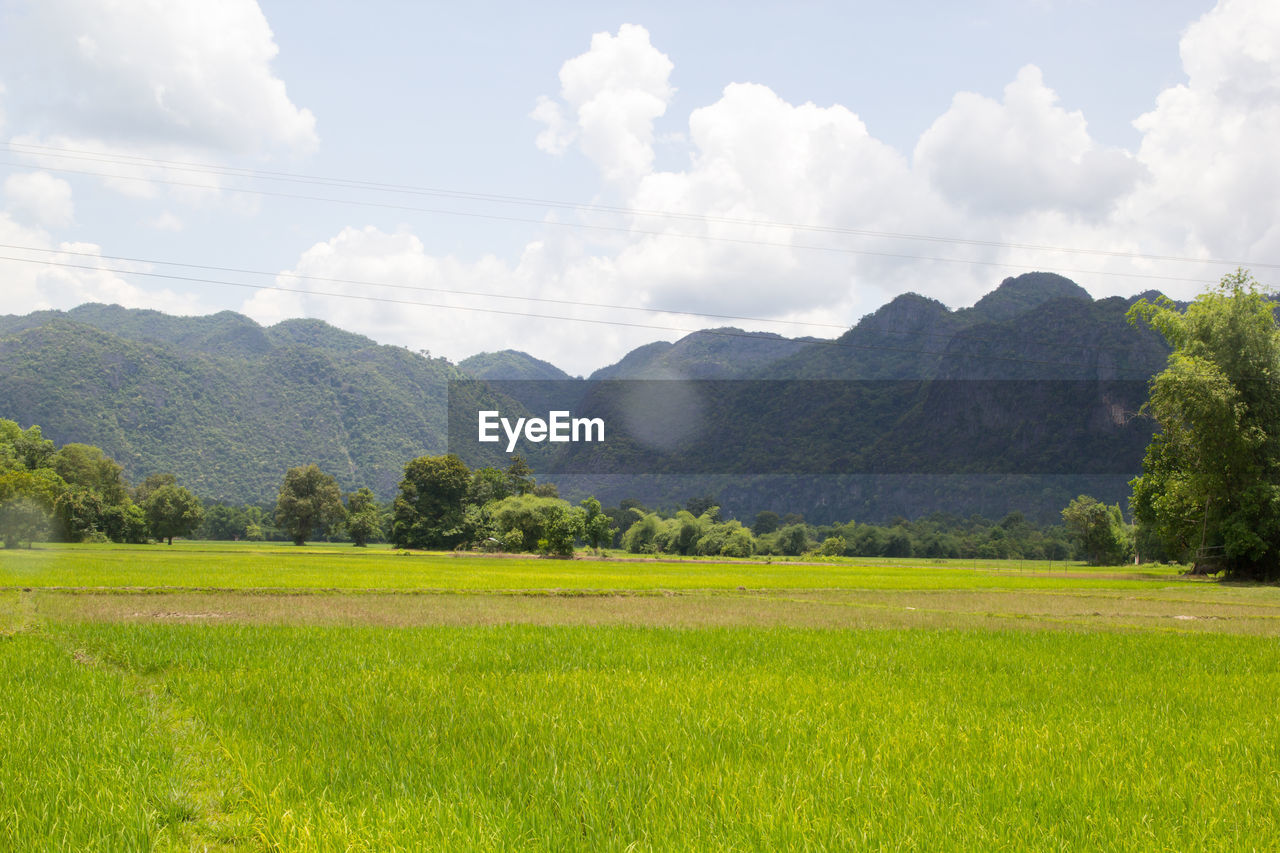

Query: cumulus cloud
[[1125, 0, 1280, 262], [915, 66, 1142, 219], [5, 0, 316, 157], [240, 4, 1280, 375], [0, 216, 203, 317], [4, 171, 75, 228], [0, 0, 315, 209], [239, 225, 678, 372], [533, 23, 674, 186]]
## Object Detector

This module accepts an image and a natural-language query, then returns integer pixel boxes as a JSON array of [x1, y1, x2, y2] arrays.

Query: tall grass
[[0, 634, 179, 851], [30, 621, 1280, 850]]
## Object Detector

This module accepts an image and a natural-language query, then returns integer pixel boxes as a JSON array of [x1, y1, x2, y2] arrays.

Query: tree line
[[0, 420, 203, 547], [5, 270, 1276, 575], [0, 419, 1153, 563], [259, 455, 1100, 561]]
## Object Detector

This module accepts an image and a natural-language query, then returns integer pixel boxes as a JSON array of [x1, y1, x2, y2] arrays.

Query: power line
[[0, 241, 846, 332], [1, 252, 1163, 377], [0, 241, 1162, 356], [4, 141, 1276, 275], [0, 158, 1238, 290]]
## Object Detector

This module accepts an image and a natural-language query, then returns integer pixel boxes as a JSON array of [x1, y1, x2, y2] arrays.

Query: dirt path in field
[[39, 621, 262, 851]]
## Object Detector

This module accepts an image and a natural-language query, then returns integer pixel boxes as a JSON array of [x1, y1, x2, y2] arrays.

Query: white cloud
[[0, 0, 315, 210], [3, 171, 75, 228], [245, 4, 1280, 375], [240, 225, 667, 372], [613, 81, 947, 316], [0, 217, 203, 316], [150, 211, 184, 232], [533, 23, 674, 186], [531, 96, 575, 156], [6, 0, 316, 157], [914, 65, 1142, 218], [1124, 0, 1280, 262]]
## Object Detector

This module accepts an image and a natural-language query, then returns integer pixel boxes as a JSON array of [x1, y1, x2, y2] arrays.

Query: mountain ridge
[[0, 273, 1175, 519]]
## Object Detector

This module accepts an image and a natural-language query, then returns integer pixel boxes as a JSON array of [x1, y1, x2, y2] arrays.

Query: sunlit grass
[[0, 634, 178, 850], [20, 621, 1280, 851], [0, 540, 1186, 592], [2, 544, 1274, 849]]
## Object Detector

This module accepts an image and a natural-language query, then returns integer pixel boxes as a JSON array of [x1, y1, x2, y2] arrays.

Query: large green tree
[[391, 455, 472, 549], [275, 465, 347, 546], [579, 497, 616, 551], [51, 443, 130, 506], [1127, 270, 1280, 578], [1061, 495, 1133, 566], [144, 483, 205, 545], [488, 493, 583, 556], [0, 496, 50, 548], [344, 487, 383, 547]]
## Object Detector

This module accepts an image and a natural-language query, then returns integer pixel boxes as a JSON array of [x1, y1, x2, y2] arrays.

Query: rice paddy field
[[3, 542, 1280, 850]]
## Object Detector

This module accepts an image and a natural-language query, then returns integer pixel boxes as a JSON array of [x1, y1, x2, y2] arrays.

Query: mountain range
[[0, 273, 1174, 520]]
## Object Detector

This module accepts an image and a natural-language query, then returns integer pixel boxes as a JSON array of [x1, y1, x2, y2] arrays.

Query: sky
[[0, 0, 1276, 375]]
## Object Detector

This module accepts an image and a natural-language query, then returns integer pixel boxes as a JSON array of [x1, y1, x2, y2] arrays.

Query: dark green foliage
[[101, 502, 150, 544], [766, 524, 811, 557], [143, 484, 204, 545], [345, 487, 383, 547], [0, 497, 49, 548], [1061, 496, 1134, 566], [51, 444, 130, 506], [54, 486, 108, 543], [620, 510, 663, 554], [0, 422, 135, 545], [3, 422, 55, 470], [0, 309, 464, 503], [488, 494, 583, 555], [391, 455, 472, 550], [458, 349, 571, 381], [619, 508, 755, 558], [618, 506, 1078, 561], [275, 465, 346, 546], [132, 473, 176, 506], [467, 467, 512, 506], [198, 503, 277, 541], [579, 497, 615, 551], [685, 495, 717, 518], [505, 456, 535, 497], [542, 505, 584, 557], [1128, 271, 1280, 578], [752, 511, 781, 536], [598, 499, 645, 546]]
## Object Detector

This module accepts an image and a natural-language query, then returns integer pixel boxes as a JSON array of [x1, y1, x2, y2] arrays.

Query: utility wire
[[5, 140, 1277, 271], [0, 242, 847, 331], [0, 240, 1164, 356], [0, 159, 1234, 290], [0, 252, 1163, 378]]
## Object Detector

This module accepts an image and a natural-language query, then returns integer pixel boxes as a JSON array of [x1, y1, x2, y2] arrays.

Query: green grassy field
[[0, 540, 1185, 591], [3, 543, 1279, 850]]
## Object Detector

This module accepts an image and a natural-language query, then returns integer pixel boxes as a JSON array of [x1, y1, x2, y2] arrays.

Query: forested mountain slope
[[0, 273, 1176, 517], [0, 310, 460, 501]]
